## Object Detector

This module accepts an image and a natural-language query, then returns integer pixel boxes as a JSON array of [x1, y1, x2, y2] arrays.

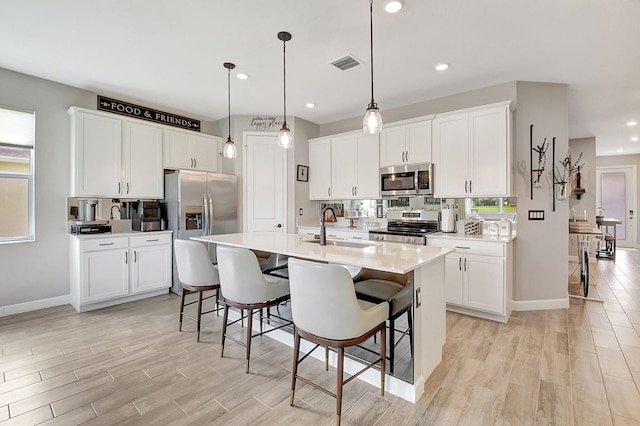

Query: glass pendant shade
[[363, 104, 383, 134], [278, 123, 292, 149], [223, 136, 237, 158]]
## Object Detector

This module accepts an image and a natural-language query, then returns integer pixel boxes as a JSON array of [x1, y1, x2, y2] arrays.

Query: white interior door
[[596, 165, 637, 247], [243, 132, 287, 232]]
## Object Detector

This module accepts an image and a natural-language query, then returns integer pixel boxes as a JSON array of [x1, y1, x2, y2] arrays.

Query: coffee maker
[[132, 201, 166, 231]]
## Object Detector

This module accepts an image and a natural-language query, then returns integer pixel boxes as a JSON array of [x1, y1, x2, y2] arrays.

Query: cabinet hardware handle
[[464, 258, 467, 272], [465, 180, 468, 193], [306, 232, 314, 235], [355, 186, 357, 196], [328, 187, 331, 197], [191, 158, 194, 168], [146, 238, 159, 242], [99, 242, 114, 246], [126, 183, 129, 194], [455, 246, 471, 250], [469, 180, 472, 193], [125, 251, 128, 264], [134, 251, 137, 263], [352, 236, 362, 240], [118, 182, 121, 194], [328, 234, 337, 237], [406, 151, 409, 162], [459, 257, 462, 271]]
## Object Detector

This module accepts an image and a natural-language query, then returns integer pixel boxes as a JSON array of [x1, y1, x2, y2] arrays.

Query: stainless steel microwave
[[380, 163, 433, 196]]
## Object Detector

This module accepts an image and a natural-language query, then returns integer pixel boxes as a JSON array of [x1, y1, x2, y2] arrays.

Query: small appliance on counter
[[70, 220, 111, 235], [440, 205, 457, 233], [131, 201, 166, 232]]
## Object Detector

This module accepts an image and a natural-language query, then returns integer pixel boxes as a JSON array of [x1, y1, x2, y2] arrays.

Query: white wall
[[0, 67, 220, 312]]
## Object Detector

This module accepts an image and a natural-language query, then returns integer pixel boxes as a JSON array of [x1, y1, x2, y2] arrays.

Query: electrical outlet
[[528, 210, 545, 220], [299, 208, 303, 216]]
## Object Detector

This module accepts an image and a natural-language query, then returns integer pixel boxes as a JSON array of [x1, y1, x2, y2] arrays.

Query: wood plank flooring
[[1, 248, 640, 425]]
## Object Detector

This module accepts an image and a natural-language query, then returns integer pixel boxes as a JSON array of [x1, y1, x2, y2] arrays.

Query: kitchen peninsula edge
[[192, 232, 453, 403]]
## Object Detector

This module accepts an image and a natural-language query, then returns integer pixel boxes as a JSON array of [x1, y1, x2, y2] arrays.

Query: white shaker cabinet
[[69, 107, 164, 199], [433, 102, 512, 197], [309, 138, 332, 200], [163, 128, 220, 172], [69, 232, 172, 312], [380, 120, 432, 167], [331, 133, 379, 199], [429, 237, 513, 323]]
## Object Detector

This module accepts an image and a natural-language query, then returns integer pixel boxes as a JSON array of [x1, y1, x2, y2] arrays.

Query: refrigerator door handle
[[202, 194, 209, 236], [208, 194, 214, 235]]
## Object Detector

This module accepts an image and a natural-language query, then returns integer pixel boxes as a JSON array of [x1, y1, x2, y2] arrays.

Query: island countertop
[[192, 232, 453, 274]]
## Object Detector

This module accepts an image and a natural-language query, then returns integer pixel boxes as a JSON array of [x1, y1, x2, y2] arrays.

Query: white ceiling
[[1, 0, 639, 157]]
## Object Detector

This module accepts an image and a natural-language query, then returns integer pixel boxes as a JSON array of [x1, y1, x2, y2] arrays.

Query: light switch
[[528, 210, 545, 220]]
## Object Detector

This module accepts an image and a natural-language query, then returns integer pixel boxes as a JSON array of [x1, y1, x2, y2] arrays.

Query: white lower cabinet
[[70, 232, 172, 312], [430, 237, 513, 322]]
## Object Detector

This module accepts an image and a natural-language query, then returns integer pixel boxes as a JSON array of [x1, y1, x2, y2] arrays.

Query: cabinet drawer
[[130, 233, 172, 247], [82, 237, 128, 252], [298, 227, 320, 237], [429, 238, 505, 257]]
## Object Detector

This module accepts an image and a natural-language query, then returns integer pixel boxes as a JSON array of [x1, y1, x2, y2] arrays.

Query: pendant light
[[222, 62, 237, 159], [277, 31, 293, 149], [363, 0, 383, 134]]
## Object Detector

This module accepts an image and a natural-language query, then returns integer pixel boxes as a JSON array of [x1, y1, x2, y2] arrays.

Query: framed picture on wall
[[297, 165, 308, 182]]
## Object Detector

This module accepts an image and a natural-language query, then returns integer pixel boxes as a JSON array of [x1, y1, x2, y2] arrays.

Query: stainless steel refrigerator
[[164, 170, 238, 294]]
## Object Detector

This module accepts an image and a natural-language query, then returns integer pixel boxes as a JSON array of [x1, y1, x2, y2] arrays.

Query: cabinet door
[[469, 106, 509, 196], [163, 129, 192, 170], [444, 253, 464, 305], [192, 134, 219, 172], [379, 126, 406, 167], [465, 254, 504, 314], [309, 139, 332, 200], [331, 135, 358, 199], [433, 113, 469, 197], [405, 121, 431, 164], [130, 244, 172, 293], [73, 112, 122, 197], [82, 248, 128, 302], [355, 133, 380, 198], [123, 121, 164, 198]]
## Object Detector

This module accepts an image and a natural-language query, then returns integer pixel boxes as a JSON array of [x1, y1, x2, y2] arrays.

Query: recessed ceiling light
[[627, 120, 637, 126], [383, 0, 404, 13], [617, 148, 624, 153], [435, 63, 449, 71], [236, 73, 249, 80], [305, 103, 316, 109], [631, 136, 639, 141]]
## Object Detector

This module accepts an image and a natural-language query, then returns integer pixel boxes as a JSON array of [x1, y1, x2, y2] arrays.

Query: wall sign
[[97, 96, 200, 131], [250, 116, 283, 132]]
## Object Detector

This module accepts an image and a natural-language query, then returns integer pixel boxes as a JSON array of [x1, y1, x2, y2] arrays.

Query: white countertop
[[68, 230, 173, 239], [193, 232, 453, 274], [428, 232, 516, 243]]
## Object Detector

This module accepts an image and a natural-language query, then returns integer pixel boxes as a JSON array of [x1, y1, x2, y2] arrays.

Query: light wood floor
[[2, 249, 640, 425]]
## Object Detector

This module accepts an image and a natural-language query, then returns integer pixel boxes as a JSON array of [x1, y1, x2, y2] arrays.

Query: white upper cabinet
[[380, 119, 432, 167], [309, 138, 332, 200], [309, 131, 379, 200], [163, 128, 220, 172], [433, 102, 512, 197], [69, 107, 163, 198]]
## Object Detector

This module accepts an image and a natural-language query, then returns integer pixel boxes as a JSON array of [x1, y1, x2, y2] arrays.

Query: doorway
[[243, 132, 287, 233], [596, 165, 637, 247]]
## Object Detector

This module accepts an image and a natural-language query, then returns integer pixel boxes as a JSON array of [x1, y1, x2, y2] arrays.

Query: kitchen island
[[192, 232, 453, 403]]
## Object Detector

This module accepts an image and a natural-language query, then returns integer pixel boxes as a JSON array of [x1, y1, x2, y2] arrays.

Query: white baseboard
[[0, 295, 71, 318], [512, 298, 569, 311]]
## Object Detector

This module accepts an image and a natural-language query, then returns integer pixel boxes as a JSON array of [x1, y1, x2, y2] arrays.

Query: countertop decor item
[[277, 31, 293, 149], [363, 0, 383, 134], [223, 62, 237, 159]]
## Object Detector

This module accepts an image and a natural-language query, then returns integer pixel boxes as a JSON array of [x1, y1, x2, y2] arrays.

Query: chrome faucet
[[320, 206, 336, 246]]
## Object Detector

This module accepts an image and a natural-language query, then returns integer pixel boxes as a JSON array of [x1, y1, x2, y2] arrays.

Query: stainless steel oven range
[[369, 210, 439, 245]]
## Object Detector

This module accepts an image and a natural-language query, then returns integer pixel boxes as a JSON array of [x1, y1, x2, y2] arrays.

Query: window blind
[[0, 106, 35, 148]]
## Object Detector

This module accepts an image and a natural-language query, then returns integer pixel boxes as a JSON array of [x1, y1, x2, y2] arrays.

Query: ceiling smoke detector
[[331, 54, 362, 71]]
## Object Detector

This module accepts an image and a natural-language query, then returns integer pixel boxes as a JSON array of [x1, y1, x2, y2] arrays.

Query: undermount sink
[[302, 239, 376, 249]]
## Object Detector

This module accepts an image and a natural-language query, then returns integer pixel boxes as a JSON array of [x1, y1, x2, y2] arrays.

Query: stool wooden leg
[[245, 308, 253, 373], [325, 346, 329, 371], [196, 290, 204, 342], [179, 287, 186, 332], [380, 325, 386, 396], [259, 308, 263, 334], [290, 330, 301, 406], [215, 288, 220, 317], [389, 316, 395, 375], [336, 347, 345, 426], [221, 304, 229, 357]]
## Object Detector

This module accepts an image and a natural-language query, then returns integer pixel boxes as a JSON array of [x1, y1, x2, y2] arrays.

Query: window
[[0, 106, 35, 243], [466, 197, 517, 220]]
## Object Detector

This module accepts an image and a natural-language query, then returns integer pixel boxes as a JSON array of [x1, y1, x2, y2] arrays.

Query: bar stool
[[353, 269, 413, 374], [216, 245, 291, 373], [174, 240, 222, 342], [288, 258, 388, 426]]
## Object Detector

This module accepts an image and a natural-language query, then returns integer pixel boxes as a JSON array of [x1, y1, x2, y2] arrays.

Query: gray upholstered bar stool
[[288, 258, 388, 426], [353, 269, 414, 374], [174, 239, 222, 342], [216, 245, 291, 373]]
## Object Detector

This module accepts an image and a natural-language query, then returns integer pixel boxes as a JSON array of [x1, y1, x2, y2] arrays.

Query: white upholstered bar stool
[[216, 245, 291, 373], [174, 239, 222, 342], [288, 258, 388, 426]]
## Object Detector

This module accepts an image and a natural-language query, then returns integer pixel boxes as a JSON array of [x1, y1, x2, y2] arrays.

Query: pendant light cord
[[227, 66, 231, 139], [369, 0, 375, 106], [283, 37, 287, 126]]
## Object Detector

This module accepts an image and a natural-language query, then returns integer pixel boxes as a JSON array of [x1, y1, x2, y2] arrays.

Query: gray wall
[[0, 67, 220, 311]]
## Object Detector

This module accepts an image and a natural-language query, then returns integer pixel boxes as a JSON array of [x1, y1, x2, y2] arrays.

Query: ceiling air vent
[[331, 54, 361, 71]]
